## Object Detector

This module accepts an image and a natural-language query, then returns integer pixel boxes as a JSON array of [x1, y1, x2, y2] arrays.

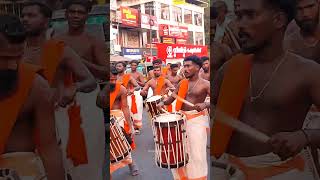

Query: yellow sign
[[173, 0, 185, 5]]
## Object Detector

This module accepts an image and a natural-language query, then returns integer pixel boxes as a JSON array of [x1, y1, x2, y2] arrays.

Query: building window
[[145, 2, 155, 16], [187, 31, 194, 45], [147, 30, 157, 44], [127, 30, 140, 47], [184, 9, 192, 24], [160, 3, 170, 20], [195, 32, 203, 45], [172, 6, 182, 22], [194, 12, 202, 26]]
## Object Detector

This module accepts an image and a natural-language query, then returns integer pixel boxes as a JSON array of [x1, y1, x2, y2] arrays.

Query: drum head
[[145, 95, 162, 102], [153, 113, 185, 127]]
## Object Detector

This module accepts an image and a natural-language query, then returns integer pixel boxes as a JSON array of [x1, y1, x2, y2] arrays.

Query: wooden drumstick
[[215, 109, 270, 143], [171, 93, 195, 107], [160, 108, 169, 114]]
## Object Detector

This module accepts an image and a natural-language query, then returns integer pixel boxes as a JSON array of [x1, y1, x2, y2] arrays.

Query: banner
[[121, 6, 139, 27], [173, 0, 185, 5], [159, 24, 188, 39], [140, 13, 158, 30], [156, 43, 208, 61]]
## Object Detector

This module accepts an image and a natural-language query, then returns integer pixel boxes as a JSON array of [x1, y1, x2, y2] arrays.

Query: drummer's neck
[[188, 74, 199, 82]]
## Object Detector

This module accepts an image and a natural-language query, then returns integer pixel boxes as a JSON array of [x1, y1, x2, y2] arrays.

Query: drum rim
[[152, 112, 186, 125], [110, 149, 132, 164], [156, 156, 189, 169], [144, 95, 162, 103]]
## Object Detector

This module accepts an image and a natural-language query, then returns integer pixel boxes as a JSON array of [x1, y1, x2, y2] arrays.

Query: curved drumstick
[[171, 93, 195, 107], [160, 108, 169, 114], [215, 109, 270, 143]]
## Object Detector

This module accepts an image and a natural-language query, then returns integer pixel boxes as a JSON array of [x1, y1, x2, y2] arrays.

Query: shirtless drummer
[[161, 55, 210, 180], [211, 0, 320, 179]]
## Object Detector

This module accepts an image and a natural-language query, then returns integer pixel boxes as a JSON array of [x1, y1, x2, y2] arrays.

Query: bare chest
[[63, 36, 94, 61]]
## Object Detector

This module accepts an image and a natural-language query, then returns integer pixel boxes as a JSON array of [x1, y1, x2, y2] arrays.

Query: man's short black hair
[[64, 0, 92, 12], [23, 0, 52, 18], [152, 59, 162, 65], [115, 61, 126, 67], [111, 65, 118, 75], [201, 56, 209, 62], [0, 14, 26, 44], [184, 55, 203, 68], [170, 64, 178, 69], [130, 60, 139, 65], [264, 0, 297, 23]]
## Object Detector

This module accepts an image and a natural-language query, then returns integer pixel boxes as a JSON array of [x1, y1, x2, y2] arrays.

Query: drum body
[[152, 112, 188, 169], [145, 95, 162, 118], [110, 115, 131, 163]]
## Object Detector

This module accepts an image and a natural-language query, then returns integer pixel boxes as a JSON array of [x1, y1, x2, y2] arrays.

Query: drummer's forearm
[[163, 96, 175, 105], [303, 129, 320, 148]]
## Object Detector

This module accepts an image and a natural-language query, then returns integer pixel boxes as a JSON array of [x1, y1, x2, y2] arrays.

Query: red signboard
[[162, 37, 175, 44], [121, 6, 139, 27], [141, 13, 158, 29], [159, 24, 188, 39], [156, 43, 208, 61]]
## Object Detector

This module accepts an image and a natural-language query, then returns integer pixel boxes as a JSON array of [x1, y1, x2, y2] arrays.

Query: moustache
[[0, 69, 18, 94]]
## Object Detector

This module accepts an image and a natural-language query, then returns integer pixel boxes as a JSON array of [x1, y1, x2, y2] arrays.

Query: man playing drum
[[211, 0, 320, 179], [167, 63, 183, 88], [97, 66, 139, 177], [160, 55, 210, 180], [127, 60, 145, 134], [0, 14, 65, 180]]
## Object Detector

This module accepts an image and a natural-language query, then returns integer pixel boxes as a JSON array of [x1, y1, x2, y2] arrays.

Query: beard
[[298, 19, 319, 34], [26, 28, 43, 37], [110, 83, 115, 92], [0, 69, 18, 94]]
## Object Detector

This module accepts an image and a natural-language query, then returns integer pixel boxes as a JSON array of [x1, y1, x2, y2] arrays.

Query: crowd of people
[[106, 55, 211, 179], [0, 0, 107, 179]]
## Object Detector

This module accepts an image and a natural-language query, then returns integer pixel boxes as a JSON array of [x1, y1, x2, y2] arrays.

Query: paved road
[[112, 109, 173, 180]]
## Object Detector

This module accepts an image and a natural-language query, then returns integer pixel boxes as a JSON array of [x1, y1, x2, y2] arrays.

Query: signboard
[[121, 6, 139, 27], [173, 0, 185, 5], [159, 24, 188, 39], [122, 48, 142, 60], [157, 43, 208, 60], [162, 37, 175, 44], [140, 13, 158, 30], [176, 39, 187, 44]]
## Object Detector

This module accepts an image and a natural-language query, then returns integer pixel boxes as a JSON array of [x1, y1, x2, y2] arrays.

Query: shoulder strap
[[211, 53, 253, 158], [175, 79, 189, 111], [39, 39, 65, 85]]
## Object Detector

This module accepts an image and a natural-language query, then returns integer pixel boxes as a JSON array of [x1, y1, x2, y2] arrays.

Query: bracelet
[[301, 129, 311, 147]]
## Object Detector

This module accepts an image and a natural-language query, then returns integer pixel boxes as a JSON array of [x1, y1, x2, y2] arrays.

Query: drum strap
[[211, 53, 253, 158], [0, 63, 41, 154], [110, 82, 121, 109], [175, 79, 189, 111]]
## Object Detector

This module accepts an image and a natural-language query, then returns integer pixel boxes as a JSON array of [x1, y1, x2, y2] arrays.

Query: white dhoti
[[212, 152, 317, 180], [0, 152, 46, 180], [54, 87, 105, 180], [127, 90, 143, 129], [172, 110, 209, 180], [147, 87, 153, 98]]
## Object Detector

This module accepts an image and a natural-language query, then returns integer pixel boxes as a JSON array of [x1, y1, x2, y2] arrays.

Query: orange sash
[[64, 72, 88, 166], [39, 39, 64, 85], [110, 82, 121, 109], [175, 79, 189, 111], [0, 63, 41, 154], [229, 155, 305, 180], [211, 54, 253, 158], [122, 74, 131, 88], [155, 76, 165, 95]]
